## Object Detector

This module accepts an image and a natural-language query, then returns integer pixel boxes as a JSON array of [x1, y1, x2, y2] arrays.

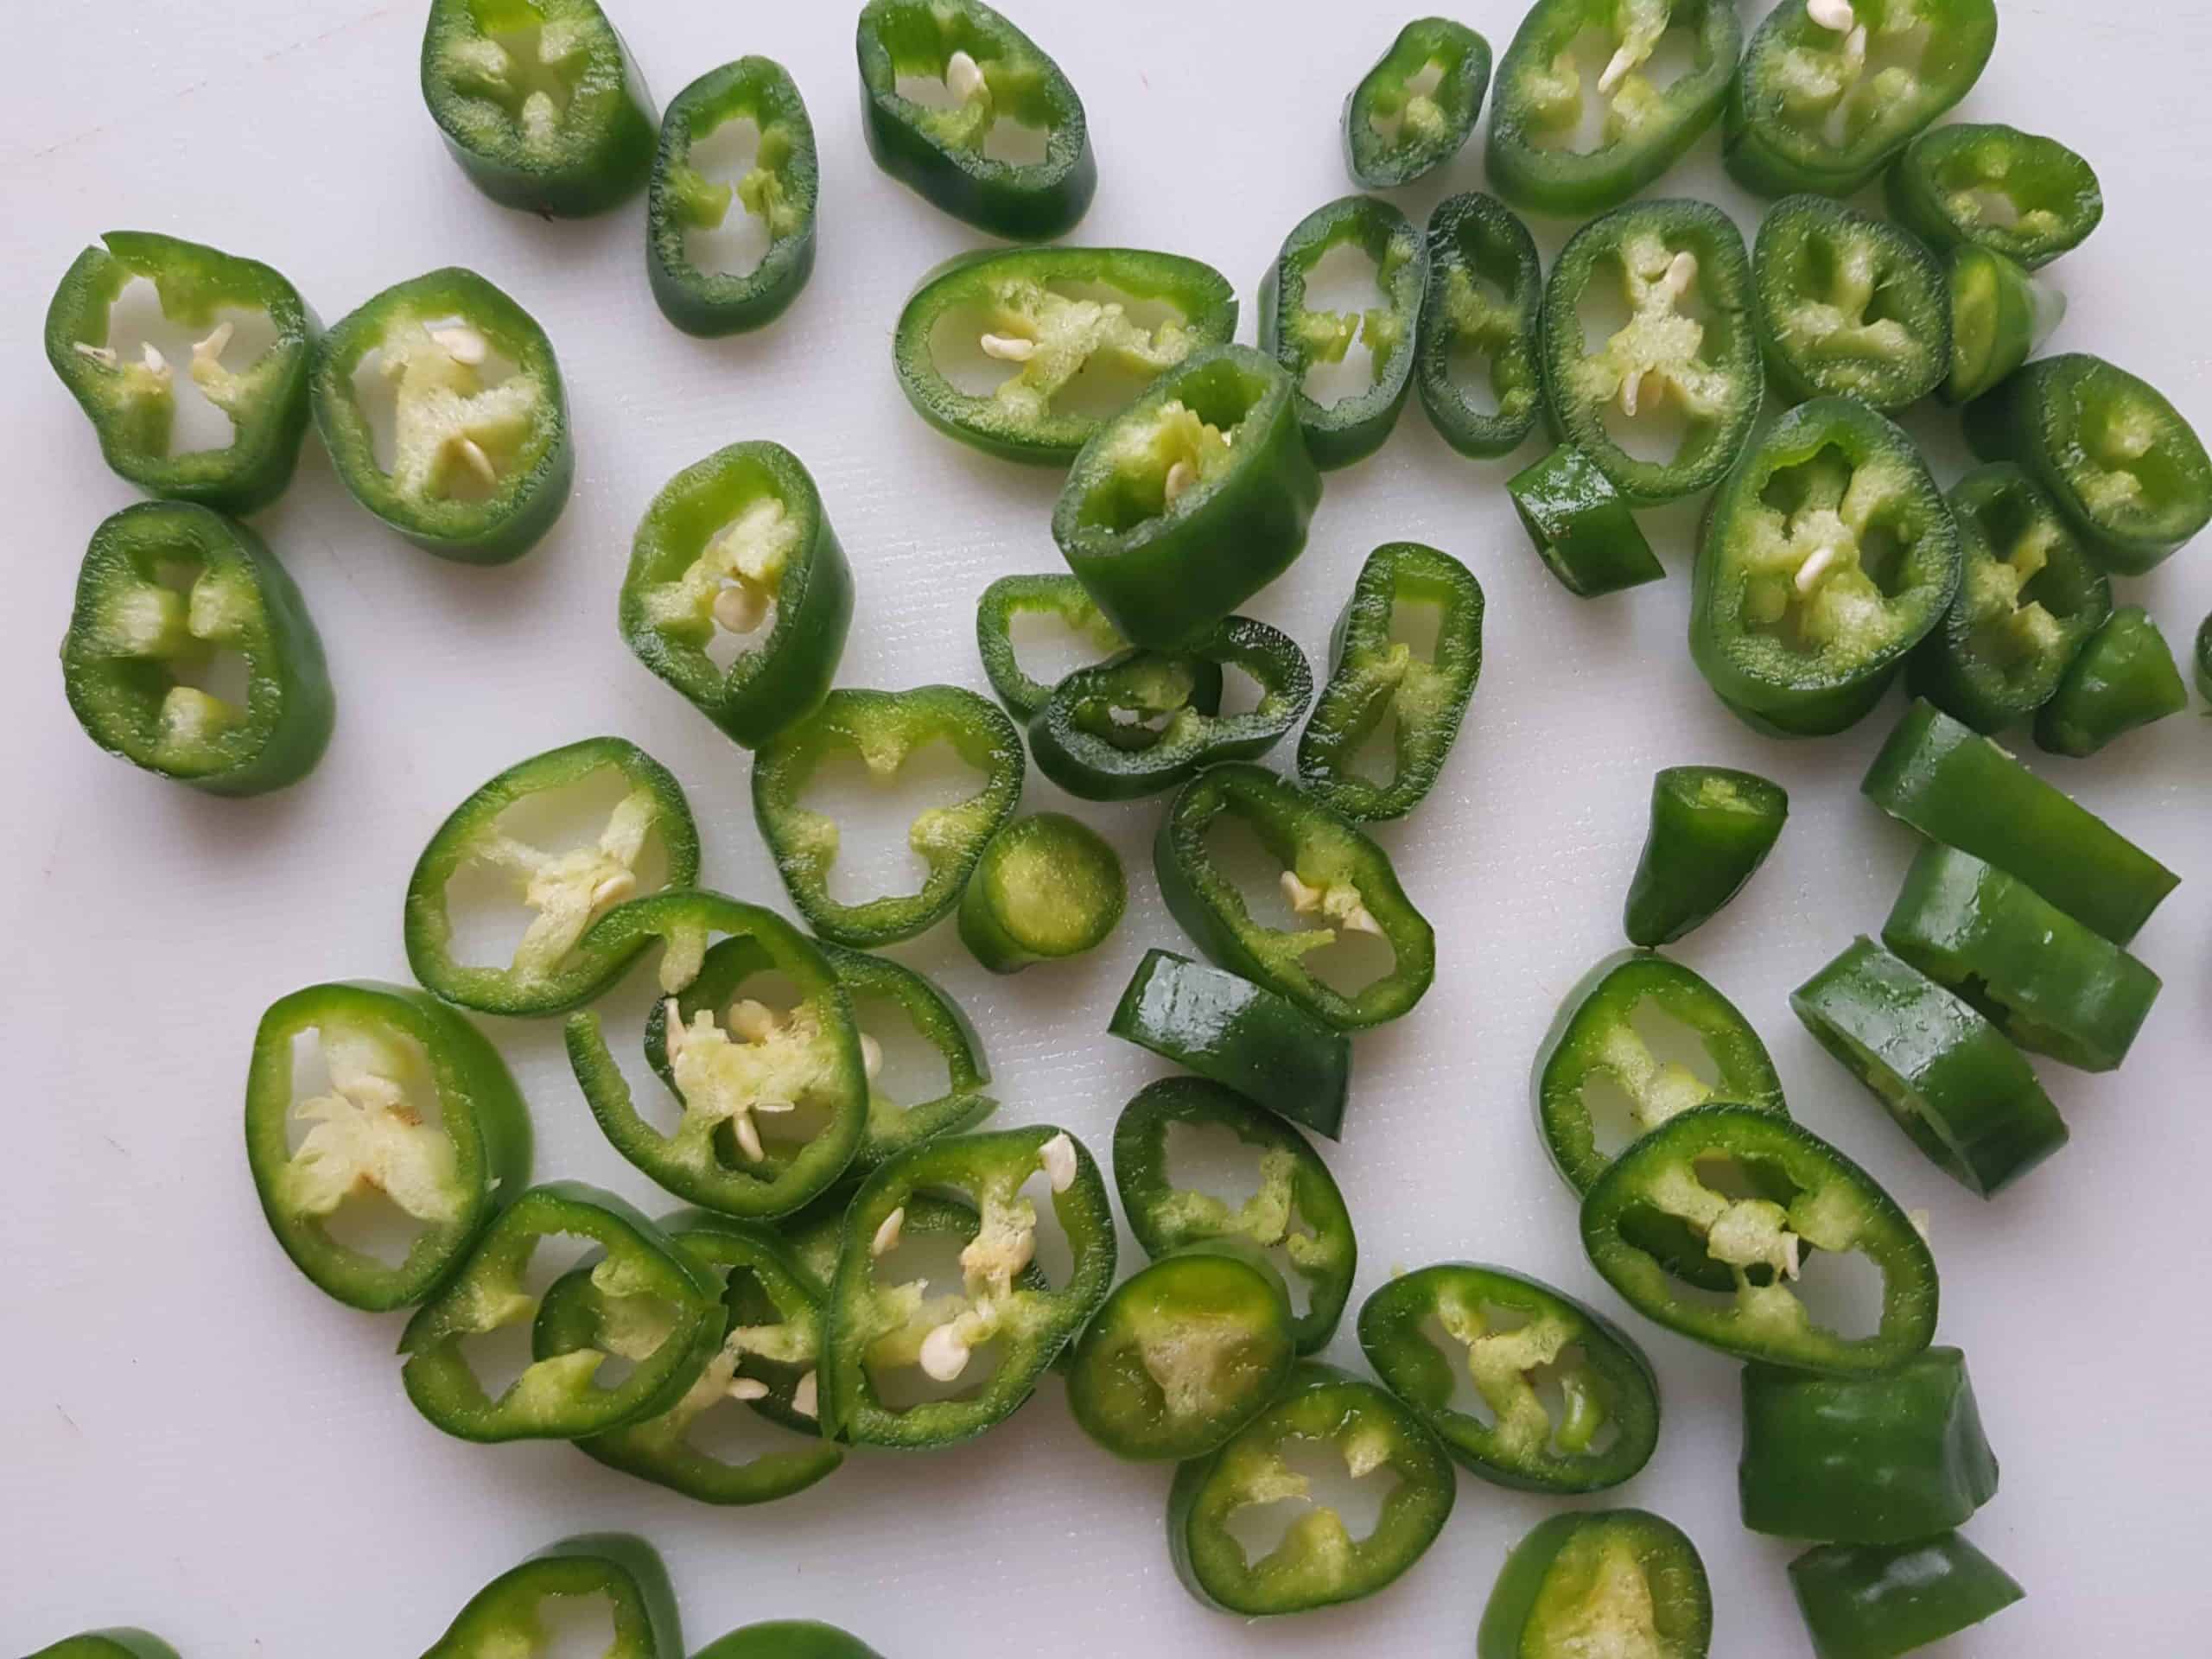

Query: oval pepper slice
[[418, 1534, 682, 1659], [1478, 1509, 1713, 1659], [1167, 1362, 1455, 1617], [958, 810, 1126, 972], [1580, 1103, 1940, 1374], [694, 1624, 884, 1659], [1416, 193, 1541, 459], [820, 942, 995, 1173], [246, 981, 532, 1313], [404, 736, 702, 1017], [1113, 1076, 1357, 1352], [620, 441, 855, 748], [1939, 245, 2063, 407], [45, 231, 315, 515], [1359, 1263, 1660, 1494], [645, 59, 818, 337], [61, 502, 334, 798], [974, 573, 1127, 719], [2035, 605, 2190, 757], [1509, 443, 1664, 597], [1886, 123, 2101, 270], [24, 1634, 180, 1659], [1343, 17, 1491, 188], [1753, 195, 1948, 412], [1690, 396, 1961, 737], [1624, 766, 1789, 948], [1788, 1533, 2024, 1659]]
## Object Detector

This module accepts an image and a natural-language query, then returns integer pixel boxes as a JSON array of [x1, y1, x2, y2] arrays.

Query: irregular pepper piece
[[1478, 1509, 1713, 1659], [1886, 123, 2101, 270], [2034, 606, 2189, 756], [820, 942, 995, 1172], [1360, 1263, 1661, 1493], [1509, 444, 1664, 598], [1344, 18, 1491, 188], [45, 231, 315, 514], [60, 503, 333, 798], [975, 573, 1127, 719], [1624, 766, 1789, 947], [693, 1625, 884, 1659], [416, 1534, 682, 1659], [1753, 195, 1948, 412], [958, 811, 1125, 972], [1789, 1534, 2024, 1659], [1415, 193, 1541, 459], [1939, 245, 2062, 406]]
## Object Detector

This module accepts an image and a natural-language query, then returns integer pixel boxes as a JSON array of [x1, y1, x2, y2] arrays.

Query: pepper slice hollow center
[[663, 993, 860, 1169], [477, 785, 659, 978], [1571, 232, 1728, 425], [641, 495, 801, 643], [441, 16, 592, 153], [1640, 1154, 1869, 1334], [956, 278, 1200, 425], [1154, 1146, 1331, 1273], [281, 1020, 464, 1227], [93, 556, 260, 761], [1777, 2, 1930, 149], [1592, 1014, 1715, 1135], [1963, 512, 2068, 668], [1220, 1423, 1402, 1586], [1526, 0, 1675, 150], [1435, 1292, 1599, 1459], [1738, 445, 1918, 657], [372, 317, 545, 506], [601, 1268, 822, 1432]]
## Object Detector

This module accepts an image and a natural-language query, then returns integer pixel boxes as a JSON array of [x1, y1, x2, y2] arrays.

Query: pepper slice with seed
[[2035, 606, 2190, 757], [975, 573, 1127, 719], [958, 811, 1126, 972], [1478, 1509, 1713, 1659], [1343, 18, 1491, 188], [1789, 1534, 2024, 1659], [1752, 195, 1948, 413], [417, 1535, 683, 1659], [1886, 123, 2101, 270], [1508, 444, 1665, 598], [1624, 766, 1790, 948], [1415, 193, 1541, 460], [1940, 245, 2063, 407]]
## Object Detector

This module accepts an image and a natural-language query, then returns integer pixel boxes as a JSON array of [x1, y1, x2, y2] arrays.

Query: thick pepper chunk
[[1886, 123, 2101, 270], [416, 1535, 683, 1659], [1509, 444, 1664, 597], [1416, 193, 1542, 459], [1343, 18, 1491, 188], [1752, 195, 1948, 412], [958, 810, 1126, 972], [1624, 766, 1789, 947], [1478, 1510, 1713, 1659], [2035, 606, 2189, 757], [1940, 245, 2062, 406], [1789, 1534, 2024, 1659], [974, 573, 1126, 719]]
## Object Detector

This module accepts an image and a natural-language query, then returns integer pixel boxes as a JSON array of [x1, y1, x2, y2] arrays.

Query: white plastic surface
[[3, 3, 2209, 1654]]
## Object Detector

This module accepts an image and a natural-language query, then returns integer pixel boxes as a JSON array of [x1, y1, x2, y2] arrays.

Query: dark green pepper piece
[[1478, 1510, 1712, 1659], [420, 0, 657, 218], [1031, 617, 1311, 802], [2197, 611, 2212, 704], [1258, 195, 1428, 469], [645, 59, 817, 336], [895, 247, 1238, 464], [45, 232, 315, 515], [23, 1634, 180, 1659], [619, 441, 854, 748], [1508, 444, 1664, 597], [1624, 766, 1789, 946], [1881, 844, 2159, 1073], [1297, 543, 1484, 822], [2035, 605, 2190, 756], [60, 503, 333, 798], [1343, 18, 1491, 188], [1052, 344, 1322, 648], [1964, 352, 2212, 575], [1753, 195, 1948, 411], [404, 736, 701, 1017], [1741, 1347, 1997, 1543], [752, 685, 1025, 947], [1167, 1362, 1455, 1618], [1789, 1534, 2024, 1659], [1726, 0, 1997, 198], [416, 1534, 681, 1659], [1113, 1076, 1357, 1353], [1886, 123, 2101, 270], [1541, 200, 1761, 505], [1939, 245, 2062, 406], [1416, 193, 1541, 459], [1359, 1263, 1660, 1493], [855, 0, 1094, 239], [1690, 397, 1961, 737], [958, 810, 1126, 972], [975, 572, 1126, 718], [245, 981, 531, 1313], [1488, 0, 1742, 218], [821, 942, 995, 1172], [1861, 699, 2177, 944], [1580, 1103, 1940, 1374], [1908, 463, 2113, 734], [311, 267, 572, 564], [1109, 951, 1353, 1142], [693, 1625, 883, 1659], [398, 1181, 723, 1442]]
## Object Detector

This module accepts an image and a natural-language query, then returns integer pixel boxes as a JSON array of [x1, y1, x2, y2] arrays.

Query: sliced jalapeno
[[975, 573, 1127, 720], [1753, 195, 1948, 412], [1940, 245, 2063, 406], [1508, 443, 1664, 598], [1415, 193, 1541, 460], [1789, 1533, 2024, 1658], [821, 942, 995, 1173], [1624, 766, 1789, 948], [1478, 1510, 1713, 1659], [957, 811, 1126, 972], [1887, 123, 2101, 270], [1343, 18, 1491, 188], [2035, 606, 2190, 757]]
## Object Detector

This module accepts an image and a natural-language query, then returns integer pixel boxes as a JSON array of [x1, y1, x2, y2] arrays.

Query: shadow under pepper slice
[[1032, 617, 1310, 803], [1360, 1263, 1661, 1494], [1168, 1361, 1455, 1618], [1478, 1509, 1713, 1659], [25, 1634, 180, 1659], [311, 266, 572, 564], [1753, 196, 1948, 412], [1416, 193, 1541, 459], [1789, 1533, 2024, 1659], [645, 58, 817, 337], [399, 1181, 723, 1443], [752, 684, 1025, 947], [1624, 766, 1789, 947], [1541, 199, 1762, 506], [1939, 245, 2062, 407], [418, 1534, 683, 1659], [246, 981, 532, 1313], [1741, 1347, 1997, 1544], [820, 942, 995, 1173], [1887, 123, 2101, 271], [420, 0, 657, 218], [1725, 0, 1997, 199], [958, 810, 1126, 972], [855, 0, 1094, 240], [620, 441, 854, 748], [1343, 18, 1491, 188], [1690, 396, 1961, 737], [405, 736, 701, 1017], [61, 502, 334, 798], [694, 1624, 884, 1659], [45, 231, 315, 515], [1487, 0, 1743, 219], [1298, 543, 1484, 823], [1509, 444, 1664, 597], [819, 1125, 1115, 1448], [1580, 1103, 1940, 1374], [1861, 700, 2177, 944], [1963, 352, 2212, 576], [1113, 1077, 1357, 1353], [2034, 606, 2189, 757], [1156, 763, 1435, 1031], [975, 574, 1126, 719]]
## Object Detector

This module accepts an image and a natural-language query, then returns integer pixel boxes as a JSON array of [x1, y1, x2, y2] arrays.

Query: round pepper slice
[[958, 811, 1126, 973], [1624, 766, 1789, 948], [418, 1534, 683, 1659], [1788, 1534, 2024, 1659], [1939, 245, 2063, 407], [2034, 605, 2189, 757], [694, 1624, 884, 1659], [1752, 195, 1948, 412], [1886, 123, 2102, 270], [975, 573, 1127, 720], [1343, 17, 1491, 188], [1416, 193, 1541, 460], [1478, 1509, 1713, 1659]]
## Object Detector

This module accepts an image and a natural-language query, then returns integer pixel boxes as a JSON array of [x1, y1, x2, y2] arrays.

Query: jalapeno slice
[[1752, 195, 1948, 412], [1343, 17, 1492, 188], [1886, 122, 2101, 270], [1478, 1509, 1713, 1659], [1416, 193, 1542, 460]]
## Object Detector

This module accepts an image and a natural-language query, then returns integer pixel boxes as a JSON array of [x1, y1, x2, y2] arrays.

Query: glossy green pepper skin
[[693, 1625, 884, 1659], [2197, 612, 2212, 704], [1478, 1510, 1713, 1659], [822, 942, 995, 1172], [1297, 543, 1484, 823], [1343, 18, 1491, 188], [1941, 245, 2062, 406], [1488, 0, 1742, 218], [1416, 194, 1541, 459], [1624, 766, 1789, 946], [1752, 195, 1948, 411], [22, 1634, 181, 1659], [60, 503, 334, 798], [418, 1535, 683, 1659], [1726, 0, 1997, 198], [1887, 123, 2101, 270], [1964, 353, 2212, 575], [1258, 196, 1428, 469], [45, 231, 315, 514], [974, 574, 1125, 718], [2034, 605, 2190, 757], [1789, 1534, 2024, 1659], [1360, 1263, 1660, 1494], [620, 441, 854, 748], [646, 59, 817, 336], [1509, 444, 1663, 597], [855, 0, 1094, 239], [1861, 700, 2177, 945], [958, 811, 1126, 972], [1113, 1077, 1357, 1352], [1741, 1348, 1997, 1544]]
